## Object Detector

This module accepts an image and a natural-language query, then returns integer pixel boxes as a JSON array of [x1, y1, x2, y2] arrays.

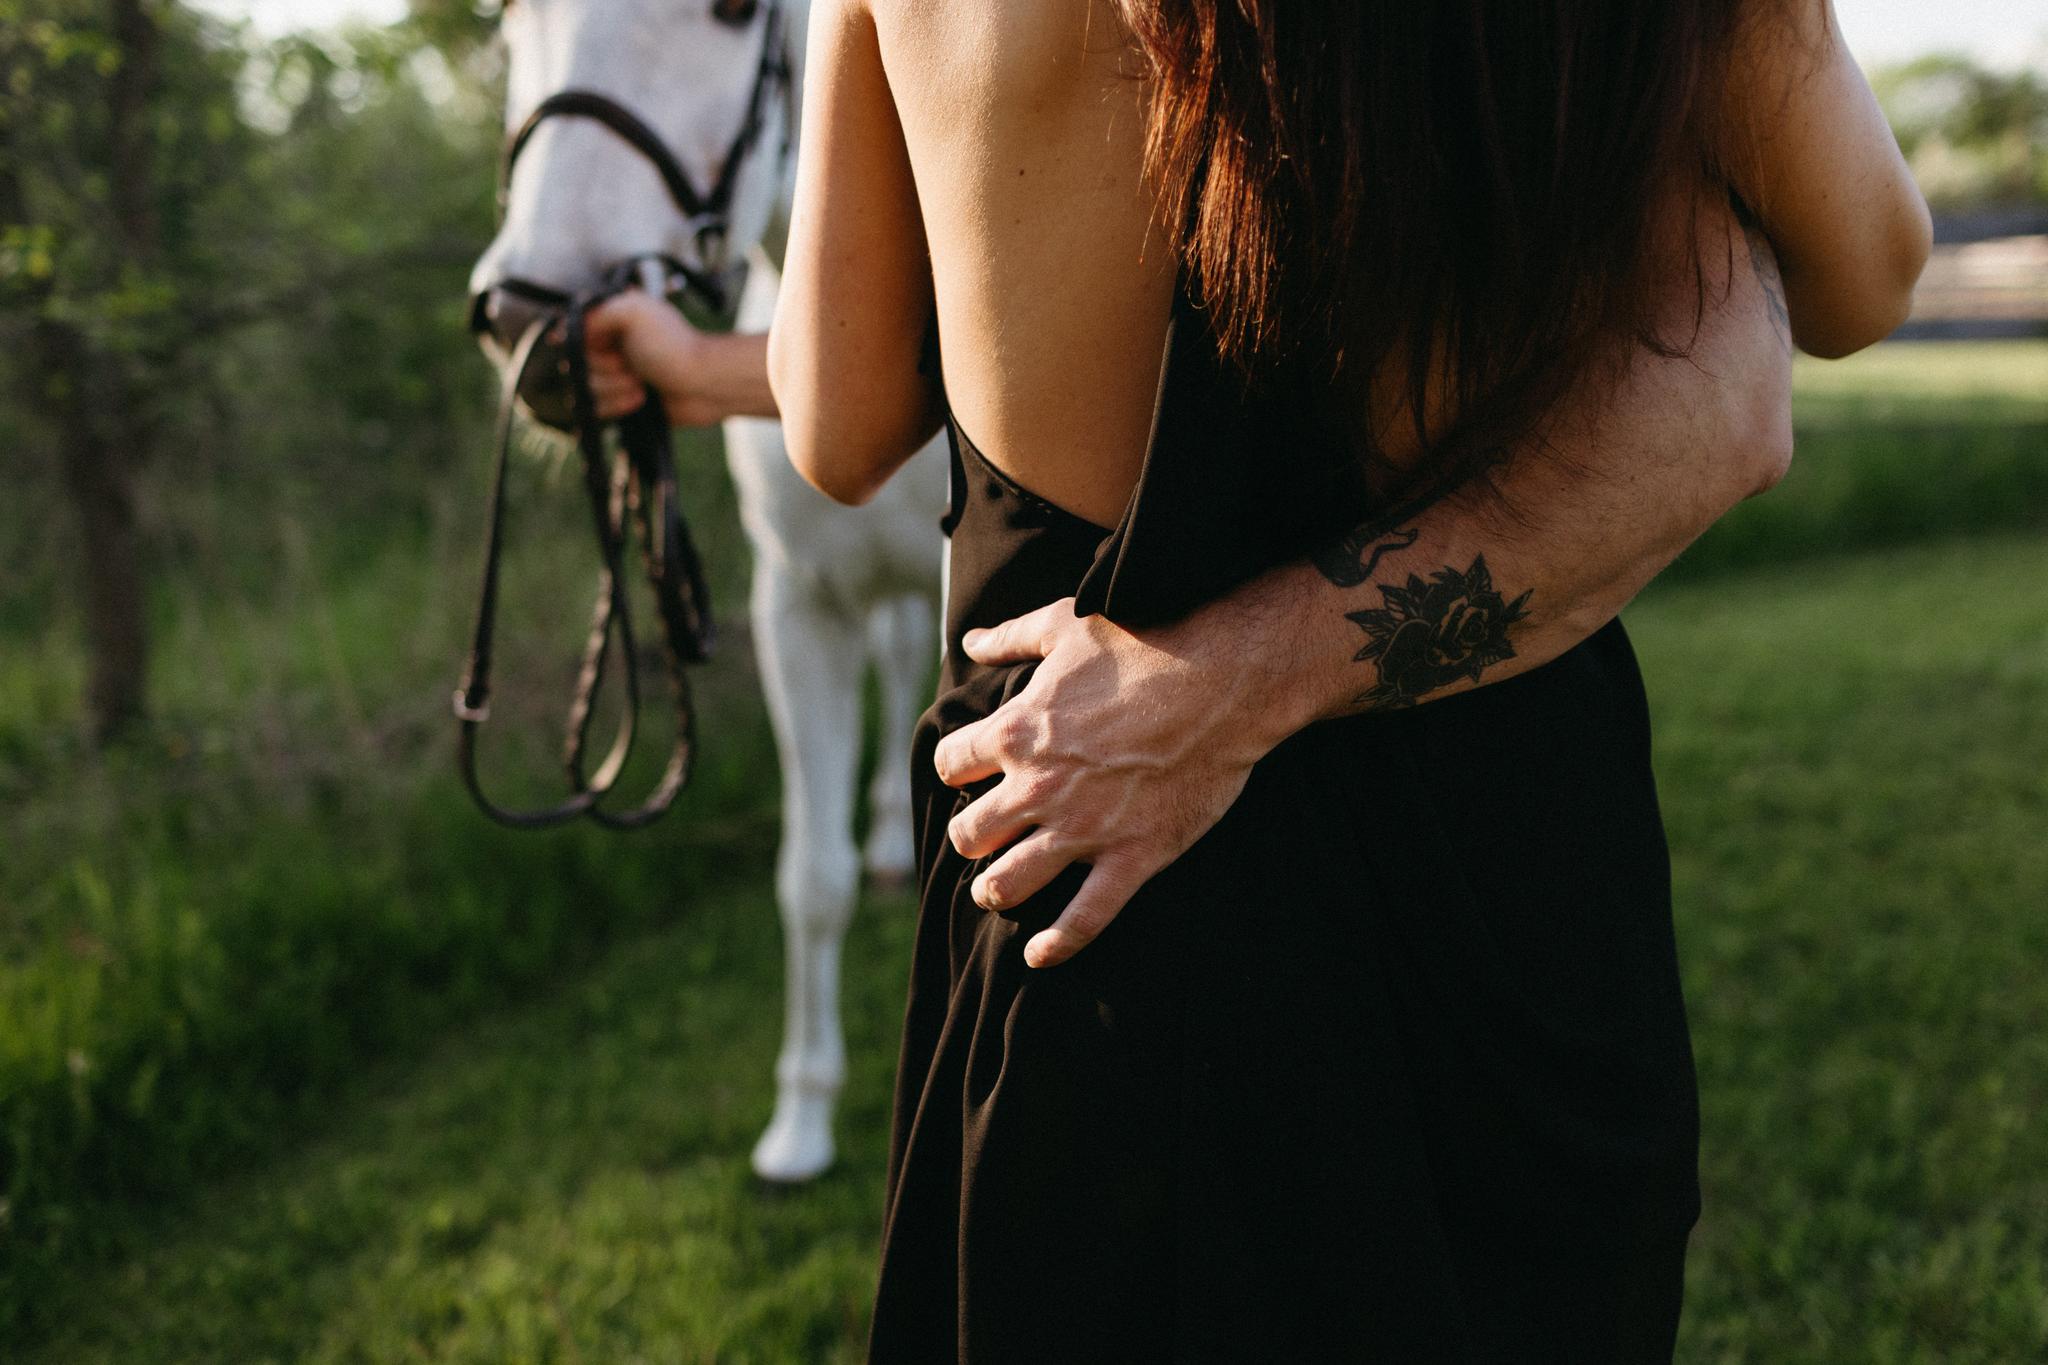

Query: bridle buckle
[[688, 214, 729, 274]]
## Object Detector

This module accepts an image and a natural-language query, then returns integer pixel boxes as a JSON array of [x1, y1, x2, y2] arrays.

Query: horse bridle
[[491, 0, 793, 317], [454, 1, 791, 830]]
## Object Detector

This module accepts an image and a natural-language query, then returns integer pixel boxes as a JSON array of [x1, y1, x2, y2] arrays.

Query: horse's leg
[[720, 249, 863, 1181], [746, 561, 866, 1183], [861, 592, 934, 889]]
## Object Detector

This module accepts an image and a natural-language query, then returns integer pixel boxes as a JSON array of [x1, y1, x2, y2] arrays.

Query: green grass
[[17, 532, 2048, 1363], [0, 432, 780, 1337], [1635, 535, 2048, 1362], [1789, 341, 2048, 430], [18, 879, 916, 1365], [1667, 341, 2048, 581], [3, 340, 2043, 1357]]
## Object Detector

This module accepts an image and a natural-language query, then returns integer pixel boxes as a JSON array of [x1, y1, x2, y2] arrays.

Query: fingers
[[589, 370, 647, 420], [581, 293, 639, 351], [934, 598, 1074, 783], [581, 293, 697, 423], [933, 712, 1006, 789], [581, 300, 634, 419], [947, 773, 1040, 858], [969, 826, 1076, 912], [585, 330, 646, 417], [961, 597, 1074, 666], [1022, 854, 1147, 969]]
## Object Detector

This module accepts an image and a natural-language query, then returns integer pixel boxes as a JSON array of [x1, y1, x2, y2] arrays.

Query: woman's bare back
[[830, 0, 1922, 532], [876, 0, 1173, 529], [871, 0, 1734, 527]]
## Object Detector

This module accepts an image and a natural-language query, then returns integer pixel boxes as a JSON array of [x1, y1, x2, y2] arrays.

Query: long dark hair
[[1117, 0, 1759, 488]]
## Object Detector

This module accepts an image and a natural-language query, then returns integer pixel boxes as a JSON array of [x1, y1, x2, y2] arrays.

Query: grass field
[[0, 432, 781, 1334], [17, 532, 2047, 1363], [3, 340, 2044, 1359], [21, 878, 911, 1365], [1788, 342, 2048, 429], [1669, 342, 2048, 580], [1639, 537, 2048, 1363]]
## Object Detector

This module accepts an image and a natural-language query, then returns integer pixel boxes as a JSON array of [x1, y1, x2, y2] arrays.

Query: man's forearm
[[1219, 469, 1728, 747], [1208, 319, 1791, 747]]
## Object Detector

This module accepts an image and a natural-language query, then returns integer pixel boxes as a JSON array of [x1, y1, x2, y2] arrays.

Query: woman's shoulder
[[869, 0, 1131, 92]]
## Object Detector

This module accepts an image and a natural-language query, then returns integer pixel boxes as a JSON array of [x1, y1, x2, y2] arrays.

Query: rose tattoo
[[1344, 556, 1532, 709]]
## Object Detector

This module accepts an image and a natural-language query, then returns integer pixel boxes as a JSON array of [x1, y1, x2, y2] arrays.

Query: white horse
[[468, 0, 946, 1182]]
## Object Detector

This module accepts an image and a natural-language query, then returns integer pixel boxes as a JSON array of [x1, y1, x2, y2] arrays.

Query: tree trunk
[[56, 0, 160, 740], [0, 6, 160, 740], [40, 324, 152, 741], [108, 0, 160, 262]]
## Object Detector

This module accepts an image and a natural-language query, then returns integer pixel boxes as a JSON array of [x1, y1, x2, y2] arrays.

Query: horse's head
[[468, 0, 796, 424]]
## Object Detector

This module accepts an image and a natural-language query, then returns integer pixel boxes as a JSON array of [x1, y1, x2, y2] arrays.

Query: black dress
[[866, 285, 1700, 1364]]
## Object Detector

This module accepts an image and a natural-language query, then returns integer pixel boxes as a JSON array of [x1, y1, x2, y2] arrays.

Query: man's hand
[[932, 595, 1297, 969]]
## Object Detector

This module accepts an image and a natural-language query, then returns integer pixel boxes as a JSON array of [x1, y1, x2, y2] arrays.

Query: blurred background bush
[[0, 1, 2042, 1360]]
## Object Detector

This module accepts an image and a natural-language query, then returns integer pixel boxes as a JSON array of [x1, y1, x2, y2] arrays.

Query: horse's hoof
[[751, 1095, 836, 1183], [751, 1134, 833, 1184]]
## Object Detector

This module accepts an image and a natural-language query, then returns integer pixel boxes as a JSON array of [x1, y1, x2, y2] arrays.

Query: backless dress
[[866, 279, 1701, 1364]]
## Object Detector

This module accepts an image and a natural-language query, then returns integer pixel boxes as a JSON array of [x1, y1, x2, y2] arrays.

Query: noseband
[[454, 4, 791, 830], [494, 0, 792, 315]]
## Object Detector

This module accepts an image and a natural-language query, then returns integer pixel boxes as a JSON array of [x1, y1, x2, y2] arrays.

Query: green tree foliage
[[405, 0, 503, 60], [3, 0, 213, 734], [0, 0, 502, 734], [1874, 54, 2048, 210]]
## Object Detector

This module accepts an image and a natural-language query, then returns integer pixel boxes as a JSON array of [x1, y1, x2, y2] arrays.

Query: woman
[[592, 0, 1926, 1357]]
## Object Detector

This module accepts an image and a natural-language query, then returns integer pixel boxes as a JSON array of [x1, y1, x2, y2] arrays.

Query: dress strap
[[1072, 289, 1372, 629], [921, 308, 971, 539]]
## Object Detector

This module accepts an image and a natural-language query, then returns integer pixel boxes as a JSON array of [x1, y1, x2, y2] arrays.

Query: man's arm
[[932, 200, 1794, 969]]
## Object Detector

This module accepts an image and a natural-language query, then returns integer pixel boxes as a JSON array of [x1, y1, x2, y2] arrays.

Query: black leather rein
[[454, 272, 715, 831], [454, 4, 789, 830]]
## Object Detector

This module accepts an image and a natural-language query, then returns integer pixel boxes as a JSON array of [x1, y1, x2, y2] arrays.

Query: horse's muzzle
[[470, 281, 580, 431]]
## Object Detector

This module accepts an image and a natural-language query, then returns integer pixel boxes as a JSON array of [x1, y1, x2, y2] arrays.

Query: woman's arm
[[584, 0, 938, 459], [583, 292, 777, 426], [1718, 0, 1931, 357], [766, 0, 943, 504]]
